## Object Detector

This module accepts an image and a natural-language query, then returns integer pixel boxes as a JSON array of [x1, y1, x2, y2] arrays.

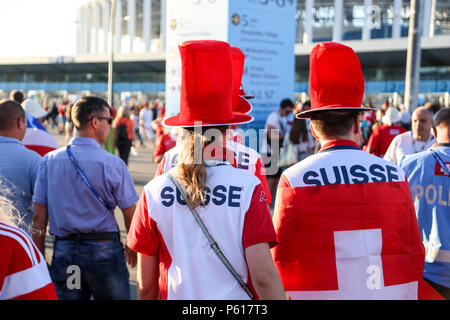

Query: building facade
[[0, 0, 449, 119]]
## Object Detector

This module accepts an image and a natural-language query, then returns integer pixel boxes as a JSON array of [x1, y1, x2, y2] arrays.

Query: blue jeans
[[50, 239, 130, 300]]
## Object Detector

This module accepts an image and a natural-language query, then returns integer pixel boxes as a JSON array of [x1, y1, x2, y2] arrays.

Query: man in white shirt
[[263, 98, 294, 199], [139, 103, 154, 144], [384, 106, 435, 165]]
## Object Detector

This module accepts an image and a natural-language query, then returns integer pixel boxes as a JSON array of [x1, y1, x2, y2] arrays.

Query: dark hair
[[310, 110, 361, 138], [0, 100, 26, 131], [71, 96, 110, 130], [280, 98, 294, 109], [424, 102, 441, 114], [9, 90, 24, 104], [289, 117, 308, 144], [434, 107, 450, 128]]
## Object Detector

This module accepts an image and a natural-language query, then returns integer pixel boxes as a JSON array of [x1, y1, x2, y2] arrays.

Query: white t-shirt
[[383, 131, 435, 165], [130, 114, 139, 129], [139, 108, 153, 129], [263, 110, 288, 154]]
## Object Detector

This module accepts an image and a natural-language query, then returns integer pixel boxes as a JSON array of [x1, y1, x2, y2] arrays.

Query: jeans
[[116, 140, 132, 166], [50, 239, 130, 300]]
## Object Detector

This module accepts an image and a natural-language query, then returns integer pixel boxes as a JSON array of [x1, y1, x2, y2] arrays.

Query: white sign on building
[[165, 0, 297, 130]]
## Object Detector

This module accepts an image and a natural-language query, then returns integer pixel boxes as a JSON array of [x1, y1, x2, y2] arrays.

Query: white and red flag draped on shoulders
[[272, 140, 429, 300], [22, 128, 59, 156]]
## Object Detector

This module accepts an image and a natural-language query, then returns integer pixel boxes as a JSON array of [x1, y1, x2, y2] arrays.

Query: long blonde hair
[[175, 126, 227, 209]]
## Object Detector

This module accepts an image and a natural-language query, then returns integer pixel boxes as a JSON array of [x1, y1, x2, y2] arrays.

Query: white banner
[[165, 0, 297, 130], [165, 0, 229, 118], [228, 0, 297, 129]]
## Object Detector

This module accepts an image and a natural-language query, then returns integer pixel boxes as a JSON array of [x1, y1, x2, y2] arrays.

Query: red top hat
[[231, 47, 252, 113], [297, 42, 373, 119], [163, 40, 253, 127]]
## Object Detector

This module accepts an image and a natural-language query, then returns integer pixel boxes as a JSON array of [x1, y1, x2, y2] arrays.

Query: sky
[[0, 0, 88, 58]]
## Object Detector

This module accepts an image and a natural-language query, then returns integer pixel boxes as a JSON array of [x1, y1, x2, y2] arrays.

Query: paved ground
[[44, 126, 158, 300]]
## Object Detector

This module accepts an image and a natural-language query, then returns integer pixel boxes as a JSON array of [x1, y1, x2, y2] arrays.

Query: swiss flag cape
[[272, 142, 427, 300]]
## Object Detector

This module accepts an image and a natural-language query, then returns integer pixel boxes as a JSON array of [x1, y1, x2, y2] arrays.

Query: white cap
[[21, 99, 47, 119], [382, 107, 401, 125]]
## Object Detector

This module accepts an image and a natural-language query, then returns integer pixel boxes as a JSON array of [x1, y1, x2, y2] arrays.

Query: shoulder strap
[[66, 145, 114, 211], [165, 172, 254, 299]]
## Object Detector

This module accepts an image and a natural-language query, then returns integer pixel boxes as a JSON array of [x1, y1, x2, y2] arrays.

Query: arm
[[136, 253, 160, 300], [366, 127, 379, 155], [154, 154, 164, 164], [121, 204, 138, 268], [31, 202, 49, 256], [245, 242, 287, 300]]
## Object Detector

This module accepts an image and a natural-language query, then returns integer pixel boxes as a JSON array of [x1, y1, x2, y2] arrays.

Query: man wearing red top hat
[[127, 40, 286, 300], [272, 42, 428, 299]]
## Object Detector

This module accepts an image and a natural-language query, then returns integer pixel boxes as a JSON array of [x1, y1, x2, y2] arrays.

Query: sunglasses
[[88, 116, 113, 125]]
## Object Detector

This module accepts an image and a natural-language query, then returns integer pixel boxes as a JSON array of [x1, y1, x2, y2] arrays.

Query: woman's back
[[128, 164, 276, 299]]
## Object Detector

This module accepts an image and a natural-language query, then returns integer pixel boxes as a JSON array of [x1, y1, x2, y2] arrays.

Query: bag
[[116, 124, 129, 142], [278, 143, 298, 168], [66, 145, 114, 211]]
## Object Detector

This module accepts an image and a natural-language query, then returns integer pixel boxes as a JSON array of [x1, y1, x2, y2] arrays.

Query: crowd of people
[[0, 40, 448, 300]]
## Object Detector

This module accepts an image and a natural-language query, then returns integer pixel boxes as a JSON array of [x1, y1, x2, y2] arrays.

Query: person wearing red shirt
[[113, 106, 135, 165], [0, 196, 57, 300], [366, 107, 407, 158], [153, 127, 177, 164]]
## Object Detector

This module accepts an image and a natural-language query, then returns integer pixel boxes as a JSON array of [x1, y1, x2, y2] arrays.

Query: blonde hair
[[175, 126, 226, 209], [0, 195, 19, 227], [117, 106, 130, 119]]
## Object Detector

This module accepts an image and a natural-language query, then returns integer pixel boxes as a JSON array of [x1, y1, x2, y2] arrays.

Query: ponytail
[[175, 126, 226, 209]]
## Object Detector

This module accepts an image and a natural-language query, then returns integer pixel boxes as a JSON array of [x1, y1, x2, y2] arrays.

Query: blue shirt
[[26, 112, 46, 131], [400, 143, 450, 288], [0, 136, 42, 233], [33, 137, 139, 237]]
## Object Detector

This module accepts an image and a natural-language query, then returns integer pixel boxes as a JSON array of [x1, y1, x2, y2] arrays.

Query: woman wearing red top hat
[[127, 40, 286, 300]]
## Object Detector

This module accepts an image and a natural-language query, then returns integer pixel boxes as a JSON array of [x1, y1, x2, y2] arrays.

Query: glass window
[[312, 0, 335, 42], [435, 0, 450, 35]]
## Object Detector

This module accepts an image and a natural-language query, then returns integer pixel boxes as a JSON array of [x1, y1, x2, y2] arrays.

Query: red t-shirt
[[114, 117, 135, 140], [0, 222, 57, 300], [153, 133, 176, 163], [366, 124, 407, 158]]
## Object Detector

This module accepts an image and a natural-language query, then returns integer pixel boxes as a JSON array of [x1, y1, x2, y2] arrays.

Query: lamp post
[[107, 0, 116, 108], [404, 0, 424, 112]]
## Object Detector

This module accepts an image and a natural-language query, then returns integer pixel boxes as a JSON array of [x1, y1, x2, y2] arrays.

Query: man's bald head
[[411, 106, 433, 141], [413, 106, 433, 120], [0, 99, 26, 131]]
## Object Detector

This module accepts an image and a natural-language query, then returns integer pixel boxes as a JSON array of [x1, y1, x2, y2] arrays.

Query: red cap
[[163, 40, 253, 127], [231, 47, 252, 113], [297, 42, 373, 119]]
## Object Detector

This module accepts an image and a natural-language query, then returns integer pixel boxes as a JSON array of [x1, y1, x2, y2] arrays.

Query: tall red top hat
[[163, 40, 253, 127], [297, 42, 373, 119], [231, 47, 252, 113]]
